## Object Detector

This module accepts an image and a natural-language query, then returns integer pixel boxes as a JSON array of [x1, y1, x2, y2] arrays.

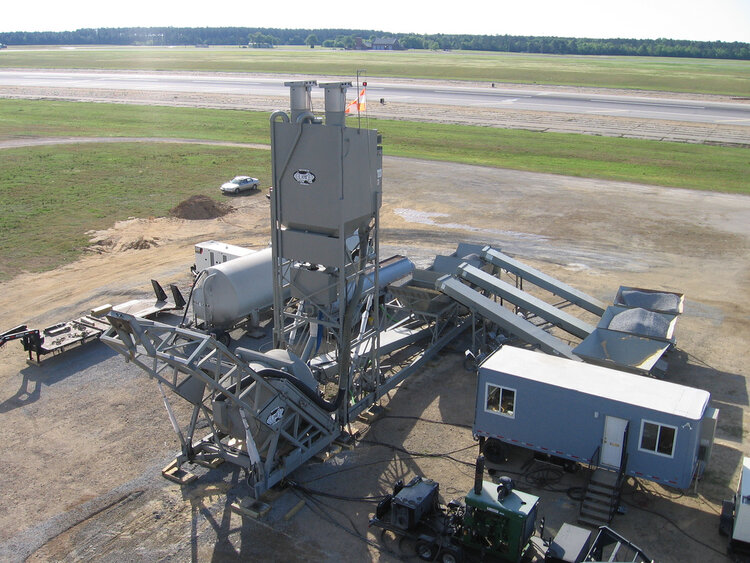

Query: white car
[[220, 176, 260, 195]]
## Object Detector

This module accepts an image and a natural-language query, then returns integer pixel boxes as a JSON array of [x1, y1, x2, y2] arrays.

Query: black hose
[[180, 269, 205, 327]]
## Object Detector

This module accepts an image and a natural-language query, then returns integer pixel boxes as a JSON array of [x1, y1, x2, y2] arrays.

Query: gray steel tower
[[270, 80, 383, 425]]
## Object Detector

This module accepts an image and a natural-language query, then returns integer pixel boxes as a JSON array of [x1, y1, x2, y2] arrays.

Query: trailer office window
[[485, 383, 515, 418], [639, 420, 676, 458]]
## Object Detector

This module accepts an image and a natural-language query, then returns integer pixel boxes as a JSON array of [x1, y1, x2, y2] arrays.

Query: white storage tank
[[193, 247, 273, 330]]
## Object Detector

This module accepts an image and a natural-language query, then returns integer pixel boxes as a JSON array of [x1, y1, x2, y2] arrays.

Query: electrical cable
[[287, 480, 387, 503], [358, 438, 478, 468], [297, 456, 398, 484], [620, 496, 727, 558], [180, 269, 205, 327], [289, 487, 405, 559], [376, 414, 472, 430]]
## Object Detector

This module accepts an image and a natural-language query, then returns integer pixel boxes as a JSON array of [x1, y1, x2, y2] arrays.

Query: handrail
[[579, 445, 602, 518]]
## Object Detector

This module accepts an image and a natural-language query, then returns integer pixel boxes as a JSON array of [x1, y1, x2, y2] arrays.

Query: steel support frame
[[102, 311, 338, 497]]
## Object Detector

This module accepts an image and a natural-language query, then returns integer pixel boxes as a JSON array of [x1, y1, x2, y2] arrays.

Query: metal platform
[[573, 328, 671, 375]]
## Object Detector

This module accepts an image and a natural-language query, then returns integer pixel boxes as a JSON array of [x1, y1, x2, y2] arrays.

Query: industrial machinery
[[720, 456, 750, 554], [102, 80, 467, 498], [192, 240, 257, 274], [370, 456, 539, 563], [370, 456, 652, 563], [191, 246, 274, 341]]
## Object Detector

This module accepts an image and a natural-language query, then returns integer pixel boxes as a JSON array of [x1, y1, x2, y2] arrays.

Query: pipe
[[301, 322, 318, 362], [270, 110, 290, 123], [295, 110, 316, 124], [474, 455, 485, 495]]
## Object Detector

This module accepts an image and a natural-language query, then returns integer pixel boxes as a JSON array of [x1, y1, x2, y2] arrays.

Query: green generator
[[461, 477, 539, 561]]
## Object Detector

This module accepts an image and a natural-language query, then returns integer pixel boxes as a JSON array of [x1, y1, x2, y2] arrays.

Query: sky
[[1, 0, 749, 42]]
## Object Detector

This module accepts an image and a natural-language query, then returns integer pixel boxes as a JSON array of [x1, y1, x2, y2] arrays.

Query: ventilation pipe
[[284, 80, 317, 122], [319, 81, 351, 127], [474, 455, 485, 495]]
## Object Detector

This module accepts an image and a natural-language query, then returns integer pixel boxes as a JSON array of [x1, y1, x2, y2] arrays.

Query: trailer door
[[601, 416, 628, 469]]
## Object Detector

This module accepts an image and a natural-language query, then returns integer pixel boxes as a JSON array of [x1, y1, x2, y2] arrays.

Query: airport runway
[[2, 69, 750, 127]]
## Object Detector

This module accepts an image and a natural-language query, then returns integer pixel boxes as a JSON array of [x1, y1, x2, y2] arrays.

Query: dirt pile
[[122, 236, 159, 250], [170, 195, 234, 220]]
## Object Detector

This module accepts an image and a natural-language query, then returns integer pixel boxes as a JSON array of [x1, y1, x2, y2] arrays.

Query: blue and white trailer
[[474, 346, 718, 489]]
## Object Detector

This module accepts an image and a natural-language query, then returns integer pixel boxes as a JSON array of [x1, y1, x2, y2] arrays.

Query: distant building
[[354, 37, 372, 50], [371, 37, 402, 50]]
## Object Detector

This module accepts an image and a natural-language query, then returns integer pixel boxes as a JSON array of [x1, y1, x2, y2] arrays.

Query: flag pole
[[356, 68, 365, 129]]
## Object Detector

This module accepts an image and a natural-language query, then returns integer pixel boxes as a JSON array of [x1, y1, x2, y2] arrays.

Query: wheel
[[234, 188, 240, 194], [217, 332, 231, 347], [440, 547, 463, 563], [483, 438, 507, 464], [416, 539, 438, 561]]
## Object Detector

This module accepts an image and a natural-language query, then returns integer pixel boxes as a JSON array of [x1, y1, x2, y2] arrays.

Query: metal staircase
[[579, 448, 629, 528]]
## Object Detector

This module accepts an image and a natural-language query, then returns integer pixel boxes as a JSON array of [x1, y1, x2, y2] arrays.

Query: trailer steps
[[579, 468, 622, 528]]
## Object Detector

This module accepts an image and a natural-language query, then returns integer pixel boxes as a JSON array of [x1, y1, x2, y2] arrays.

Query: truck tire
[[483, 438, 507, 464], [440, 547, 463, 563], [416, 539, 438, 561], [217, 332, 231, 347]]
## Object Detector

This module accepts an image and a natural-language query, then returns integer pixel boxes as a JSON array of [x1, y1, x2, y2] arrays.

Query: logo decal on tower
[[293, 169, 316, 185]]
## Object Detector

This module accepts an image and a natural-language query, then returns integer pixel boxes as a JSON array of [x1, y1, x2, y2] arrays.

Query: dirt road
[[0, 153, 748, 561]]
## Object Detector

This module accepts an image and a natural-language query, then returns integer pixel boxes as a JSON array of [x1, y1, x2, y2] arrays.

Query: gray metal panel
[[481, 247, 606, 316], [273, 122, 379, 237], [458, 263, 595, 339], [436, 275, 579, 360], [280, 229, 342, 267], [453, 242, 488, 259], [430, 254, 482, 274], [573, 327, 671, 374]]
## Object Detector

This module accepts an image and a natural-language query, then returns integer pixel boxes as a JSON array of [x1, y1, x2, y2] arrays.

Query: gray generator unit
[[391, 477, 439, 530]]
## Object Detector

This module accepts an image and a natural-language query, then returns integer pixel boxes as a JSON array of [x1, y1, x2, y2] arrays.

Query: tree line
[[0, 27, 747, 60]]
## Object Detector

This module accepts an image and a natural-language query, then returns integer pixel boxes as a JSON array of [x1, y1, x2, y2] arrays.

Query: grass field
[[1, 98, 747, 280], [2, 46, 749, 96], [2, 99, 747, 193], [0, 143, 270, 280]]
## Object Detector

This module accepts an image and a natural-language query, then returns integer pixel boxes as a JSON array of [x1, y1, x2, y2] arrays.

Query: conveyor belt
[[481, 247, 606, 316], [457, 263, 595, 340], [436, 275, 579, 360]]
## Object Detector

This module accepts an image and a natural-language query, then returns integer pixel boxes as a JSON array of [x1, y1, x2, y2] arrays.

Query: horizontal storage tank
[[193, 247, 273, 330]]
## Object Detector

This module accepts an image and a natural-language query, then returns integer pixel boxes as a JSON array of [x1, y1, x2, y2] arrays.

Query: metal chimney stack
[[320, 82, 352, 127], [284, 80, 317, 122]]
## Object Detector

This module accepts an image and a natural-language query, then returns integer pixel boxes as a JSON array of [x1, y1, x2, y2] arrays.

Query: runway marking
[[594, 99, 705, 110]]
